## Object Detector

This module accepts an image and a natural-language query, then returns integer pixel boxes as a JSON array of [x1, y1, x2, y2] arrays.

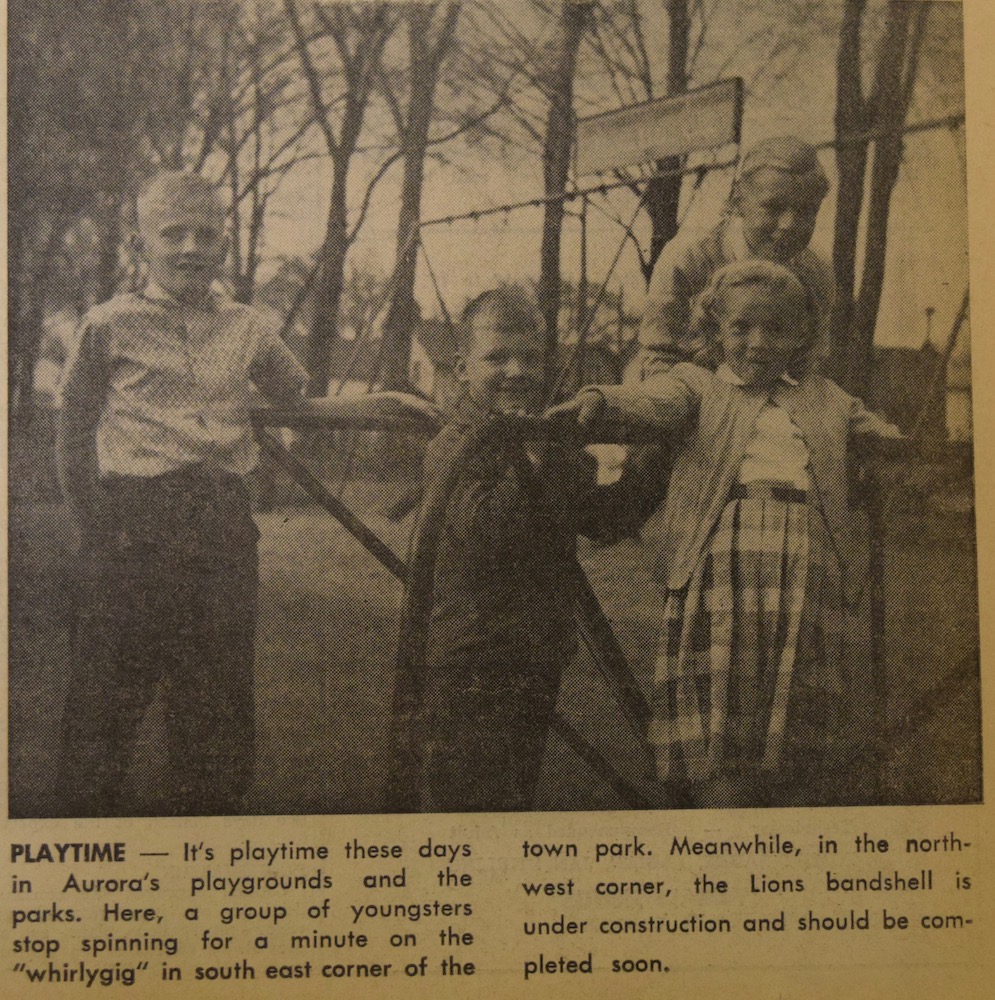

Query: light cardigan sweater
[[591, 362, 902, 606]]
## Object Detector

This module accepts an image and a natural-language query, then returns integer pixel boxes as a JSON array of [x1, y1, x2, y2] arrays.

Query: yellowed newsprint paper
[[4, 0, 993, 997]]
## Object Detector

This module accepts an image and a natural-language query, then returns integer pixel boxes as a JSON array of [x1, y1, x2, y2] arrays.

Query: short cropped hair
[[458, 284, 542, 355], [136, 171, 225, 228], [731, 135, 830, 207], [691, 259, 820, 374]]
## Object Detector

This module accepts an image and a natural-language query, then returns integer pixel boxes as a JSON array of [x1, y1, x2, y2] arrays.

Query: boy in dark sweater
[[418, 287, 595, 811]]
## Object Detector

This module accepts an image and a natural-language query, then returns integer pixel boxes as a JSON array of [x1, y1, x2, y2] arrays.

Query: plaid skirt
[[650, 496, 847, 783]]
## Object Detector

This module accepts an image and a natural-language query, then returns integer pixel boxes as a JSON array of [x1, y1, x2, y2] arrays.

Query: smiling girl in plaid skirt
[[549, 260, 902, 808]]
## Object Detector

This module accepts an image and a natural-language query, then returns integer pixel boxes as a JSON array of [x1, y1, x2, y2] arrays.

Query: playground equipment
[[251, 88, 969, 811]]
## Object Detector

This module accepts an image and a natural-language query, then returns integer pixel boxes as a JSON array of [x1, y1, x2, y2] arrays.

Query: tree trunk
[[94, 190, 124, 304], [848, 2, 928, 396], [379, 160, 423, 391], [538, 0, 591, 390], [285, 0, 397, 395], [308, 166, 351, 396], [828, 0, 869, 382], [829, 0, 927, 394], [641, 0, 691, 283], [380, 3, 460, 391]]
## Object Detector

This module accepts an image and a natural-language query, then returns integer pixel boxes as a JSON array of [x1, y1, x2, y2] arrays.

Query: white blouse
[[717, 364, 812, 490]]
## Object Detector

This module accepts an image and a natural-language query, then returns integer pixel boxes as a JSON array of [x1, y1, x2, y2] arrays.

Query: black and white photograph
[[8, 0, 980, 823]]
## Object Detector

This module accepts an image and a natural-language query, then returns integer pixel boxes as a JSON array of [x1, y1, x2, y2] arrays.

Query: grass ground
[[8, 476, 981, 817]]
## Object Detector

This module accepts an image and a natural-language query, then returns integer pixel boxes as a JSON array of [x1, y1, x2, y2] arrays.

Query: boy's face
[[737, 167, 824, 263], [717, 283, 806, 388], [456, 310, 544, 414], [138, 195, 227, 303]]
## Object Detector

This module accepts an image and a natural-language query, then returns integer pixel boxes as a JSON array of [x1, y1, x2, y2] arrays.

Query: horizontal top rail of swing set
[[251, 403, 942, 459], [417, 112, 965, 229], [252, 403, 675, 442]]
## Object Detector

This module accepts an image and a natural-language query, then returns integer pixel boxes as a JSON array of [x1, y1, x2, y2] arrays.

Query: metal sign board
[[575, 77, 744, 175]]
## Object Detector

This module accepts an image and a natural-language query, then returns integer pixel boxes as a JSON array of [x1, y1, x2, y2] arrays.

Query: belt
[[103, 464, 246, 495], [730, 481, 808, 504]]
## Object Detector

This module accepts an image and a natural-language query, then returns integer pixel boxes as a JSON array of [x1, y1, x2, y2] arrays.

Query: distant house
[[550, 342, 622, 394], [410, 318, 459, 406]]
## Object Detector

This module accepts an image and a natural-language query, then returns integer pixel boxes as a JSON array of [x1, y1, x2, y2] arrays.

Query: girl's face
[[717, 283, 806, 388]]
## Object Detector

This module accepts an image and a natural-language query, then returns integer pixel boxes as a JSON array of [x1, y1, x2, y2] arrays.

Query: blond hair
[[136, 171, 225, 228], [691, 260, 819, 374], [727, 135, 829, 216], [458, 284, 542, 355]]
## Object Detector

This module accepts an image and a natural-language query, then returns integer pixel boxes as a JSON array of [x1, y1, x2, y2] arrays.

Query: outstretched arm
[[250, 324, 308, 401], [257, 390, 442, 429], [251, 320, 441, 427], [546, 367, 700, 435], [545, 390, 606, 427], [326, 391, 441, 424]]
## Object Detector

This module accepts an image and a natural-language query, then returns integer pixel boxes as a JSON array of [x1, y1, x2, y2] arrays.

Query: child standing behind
[[550, 261, 901, 808], [638, 135, 833, 378], [414, 287, 596, 812], [55, 171, 308, 816]]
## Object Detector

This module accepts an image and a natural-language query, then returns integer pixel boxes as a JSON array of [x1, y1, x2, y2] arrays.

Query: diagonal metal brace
[[256, 428, 408, 579], [253, 423, 652, 810]]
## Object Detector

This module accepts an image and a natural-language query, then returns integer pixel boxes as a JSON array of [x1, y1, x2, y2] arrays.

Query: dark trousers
[[423, 651, 563, 812], [57, 467, 259, 817]]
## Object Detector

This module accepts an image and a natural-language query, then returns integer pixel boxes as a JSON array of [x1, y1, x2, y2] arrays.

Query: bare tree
[[213, 6, 317, 304], [643, 0, 692, 272], [8, 0, 144, 418], [449, 2, 595, 370], [829, 0, 869, 383], [830, 0, 930, 394], [378, 3, 462, 390], [583, 0, 691, 283], [284, 0, 399, 395], [537, 1, 593, 376]]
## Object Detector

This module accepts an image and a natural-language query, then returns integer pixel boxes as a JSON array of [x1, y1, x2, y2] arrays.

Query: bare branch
[[284, 0, 339, 155], [587, 17, 641, 106], [425, 91, 509, 147], [630, 0, 653, 94], [347, 150, 404, 244], [376, 64, 407, 136]]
